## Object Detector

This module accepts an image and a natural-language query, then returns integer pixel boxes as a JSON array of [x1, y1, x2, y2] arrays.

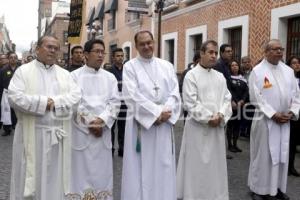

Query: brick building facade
[[83, 0, 300, 73]]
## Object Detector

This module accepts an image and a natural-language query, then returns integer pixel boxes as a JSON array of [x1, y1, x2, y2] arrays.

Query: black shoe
[[240, 131, 247, 137], [234, 146, 242, 152], [226, 155, 233, 159], [288, 167, 300, 177], [228, 146, 238, 153], [265, 195, 278, 200], [1, 131, 10, 136], [118, 150, 123, 157], [276, 189, 290, 200], [251, 193, 265, 200]]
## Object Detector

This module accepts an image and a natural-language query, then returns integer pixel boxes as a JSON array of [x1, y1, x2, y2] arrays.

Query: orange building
[[82, 0, 300, 73]]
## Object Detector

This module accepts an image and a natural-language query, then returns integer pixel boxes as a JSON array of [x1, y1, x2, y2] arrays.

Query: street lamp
[[146, 0, 165, 58], [87, 20, 103, 40]]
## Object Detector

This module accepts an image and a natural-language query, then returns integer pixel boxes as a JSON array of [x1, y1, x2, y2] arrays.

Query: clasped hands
[[79, 115, 105, 137], [271, 112, 293, 124], [46, 98, 54, 111], [87, 117, 105, 137], [48, 98, 105, 137], [155, 110, 172, 125], [208, 113, 224, 127]]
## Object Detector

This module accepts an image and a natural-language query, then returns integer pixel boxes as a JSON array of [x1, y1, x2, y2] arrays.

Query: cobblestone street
[[0, 129, 12, 200], [1, 121, 300, 200]]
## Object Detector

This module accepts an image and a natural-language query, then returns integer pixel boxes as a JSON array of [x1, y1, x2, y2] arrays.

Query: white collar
[[198, 64, 212, 72], [137, 55, 155, 63], [264, 59, 281, 69], [35, 60, 55, 70], [83, 65, 102, 73]]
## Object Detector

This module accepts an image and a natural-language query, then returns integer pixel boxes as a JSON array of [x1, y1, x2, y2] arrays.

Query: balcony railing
[[125, 11, 141, 26], [107, 18, 116, 31]]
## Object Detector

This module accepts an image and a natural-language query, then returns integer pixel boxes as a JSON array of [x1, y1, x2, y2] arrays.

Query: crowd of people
[[0, 31, 299, 200]]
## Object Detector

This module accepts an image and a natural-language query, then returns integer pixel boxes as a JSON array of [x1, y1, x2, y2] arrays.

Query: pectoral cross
[[153, 83, 160, 97]]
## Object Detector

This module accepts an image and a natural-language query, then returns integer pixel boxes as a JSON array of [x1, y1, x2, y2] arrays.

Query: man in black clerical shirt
[[108, 48, 127, 157], [214, 44, 234, 159], [68, 45, 84, 72], [0, 52, 19, 136]]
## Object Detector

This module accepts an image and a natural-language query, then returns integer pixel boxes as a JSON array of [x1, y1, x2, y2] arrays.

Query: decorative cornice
[[162, 0, 222, 21], [163, 4, 179, 13]]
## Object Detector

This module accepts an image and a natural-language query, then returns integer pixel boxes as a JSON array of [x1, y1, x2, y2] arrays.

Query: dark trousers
[[183, 110, 188, 124], [226, 107, 244, 148], [3, 108, 17, 133], [289, 120, 300, 169], [240, 103, 255, 137], [111, 103, 127, 154], [0, 106, 2, 129], [227, 118, 241, 148]]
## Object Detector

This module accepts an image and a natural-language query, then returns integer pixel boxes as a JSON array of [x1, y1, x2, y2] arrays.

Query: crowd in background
[[0, 34, 300, 200]]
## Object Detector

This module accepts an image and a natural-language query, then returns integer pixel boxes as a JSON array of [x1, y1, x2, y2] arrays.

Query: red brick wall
[[161, 0, 300, 72], [96, 0, 300, 72]]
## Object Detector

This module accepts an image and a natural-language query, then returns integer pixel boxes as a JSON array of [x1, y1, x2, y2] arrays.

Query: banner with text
[[67, 0, 86, 44]]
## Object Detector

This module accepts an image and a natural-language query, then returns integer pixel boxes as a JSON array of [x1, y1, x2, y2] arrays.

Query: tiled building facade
[[83, 0, 300, 73]]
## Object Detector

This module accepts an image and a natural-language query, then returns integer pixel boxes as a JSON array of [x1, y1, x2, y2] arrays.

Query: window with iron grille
[[109, 44, 117, 63], [228, 27, 242, 63], [125, 10, 140, 24], [166, 39, 175, 65], [193, 34, 202, 54], [108, 11, 116, 31], [287, 17, 300, 59]]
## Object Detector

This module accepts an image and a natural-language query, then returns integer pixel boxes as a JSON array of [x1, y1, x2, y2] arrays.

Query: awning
[[105, 0, 118, 13], [86, 7, 95, 26], [94, 0, 105, 20]]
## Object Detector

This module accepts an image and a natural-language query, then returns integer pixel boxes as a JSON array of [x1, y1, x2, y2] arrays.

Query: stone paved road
[[1, 121, 300, 200], [113, 120, 300, 200], [0, 129, 12, 200]]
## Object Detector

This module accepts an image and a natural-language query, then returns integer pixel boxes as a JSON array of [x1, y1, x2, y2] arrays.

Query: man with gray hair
[[248, 39, 300, 200]]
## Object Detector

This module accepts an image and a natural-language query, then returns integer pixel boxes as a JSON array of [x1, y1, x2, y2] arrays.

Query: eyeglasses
[[90, 49, 106, 55], [43, 45, 59, 51], [270, 47, 284, 52]]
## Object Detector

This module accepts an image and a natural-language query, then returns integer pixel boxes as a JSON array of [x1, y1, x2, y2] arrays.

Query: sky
[[0, 0, 39, 56], [0, 0, 70, 57]]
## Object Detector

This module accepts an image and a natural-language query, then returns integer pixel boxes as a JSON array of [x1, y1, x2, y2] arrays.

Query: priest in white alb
[[121, 30, 181, 200], [69, 39, 120, 199], [8, 35, 81, 200], [248, 39, 300, 200], [177, 40, 232, 200]]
